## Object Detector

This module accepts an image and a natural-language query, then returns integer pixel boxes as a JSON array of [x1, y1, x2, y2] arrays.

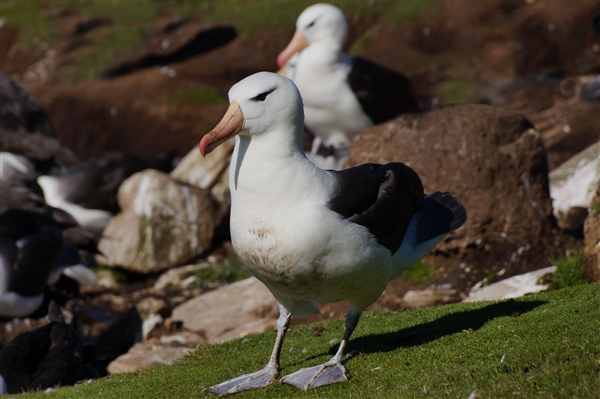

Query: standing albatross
[[199, 72, 465, 395], [277, 3, 420, 167]]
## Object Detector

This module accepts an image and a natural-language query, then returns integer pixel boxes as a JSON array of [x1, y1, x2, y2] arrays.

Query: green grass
[[172, 86, 228, 106], [194, 253, 251, 289], [550, 249, 587, 290], [401, 261, 437, 283], [16, 283, 600, 398]]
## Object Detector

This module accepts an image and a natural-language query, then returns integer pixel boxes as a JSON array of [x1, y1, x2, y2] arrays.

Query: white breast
[[291, 46, 373, 143], [228, 137, 392, 310]]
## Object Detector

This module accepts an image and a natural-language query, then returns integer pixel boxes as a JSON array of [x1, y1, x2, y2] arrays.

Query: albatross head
[[199, 72, 304, 156], [276, 3, 347, 69]]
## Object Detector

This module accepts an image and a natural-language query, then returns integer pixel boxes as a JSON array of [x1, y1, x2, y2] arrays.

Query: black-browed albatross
[[277, 3, 420, 167], [199, 72, 465, 395]]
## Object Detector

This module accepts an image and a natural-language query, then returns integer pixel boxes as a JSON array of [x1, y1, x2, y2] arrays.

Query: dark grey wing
[[8, 228, 62, 296], [29, 323, 83, 390], [415, 192, 467, 245], [348, 56, 420, 125], [327, 163, 424, 253]]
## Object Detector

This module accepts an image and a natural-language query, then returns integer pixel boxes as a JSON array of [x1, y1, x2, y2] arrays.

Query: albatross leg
[[281, 310, 361, 390], [205, 306, 291, 396]]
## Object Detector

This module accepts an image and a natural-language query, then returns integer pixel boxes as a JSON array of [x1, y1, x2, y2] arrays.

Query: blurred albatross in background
[[277, 3, 421, 169]]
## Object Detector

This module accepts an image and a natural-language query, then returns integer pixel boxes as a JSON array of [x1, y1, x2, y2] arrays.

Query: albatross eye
[[306, 18, 317, 28], [251, 89, 275, 102]]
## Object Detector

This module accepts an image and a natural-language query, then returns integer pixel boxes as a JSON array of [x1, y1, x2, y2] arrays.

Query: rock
[[170, 140, 233, 204], [463, 266, 556, 302], [171, 277, 278, 344], [153, 262, 212, 291], [584, 182, 600, 282], [348, 103, 558, 287], [136, 297, 170, 320], [106, 342, 192, 374], [97, 169, 220, 273], [550, 142, 599, 218], [536, 99, 600, 171], [401, 289, 458, 309], [498, 75, 600, 171]]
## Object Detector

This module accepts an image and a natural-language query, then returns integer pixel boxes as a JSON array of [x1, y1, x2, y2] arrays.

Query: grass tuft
[[550, 249, 587, 289], [402, 261, 437, 283], [194, 253, 251, 289]]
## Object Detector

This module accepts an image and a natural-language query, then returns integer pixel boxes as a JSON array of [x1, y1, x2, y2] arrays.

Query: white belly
[[230, 203, 392, 309]]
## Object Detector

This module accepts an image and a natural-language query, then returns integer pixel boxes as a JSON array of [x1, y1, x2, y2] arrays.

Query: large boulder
[[347, 103, 561, 290], [98, 169, 220, 273]]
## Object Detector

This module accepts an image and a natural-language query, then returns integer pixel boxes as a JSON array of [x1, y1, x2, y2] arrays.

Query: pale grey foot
[[281, 309, 362, 390], [204, 306, 291, 396], [280, 357, 349, 390], [204, 365, 279, 395]]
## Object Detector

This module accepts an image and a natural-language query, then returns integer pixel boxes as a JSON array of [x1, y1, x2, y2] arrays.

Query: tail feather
[[415, 192, 466, 245], [391, 191, 466, 278]]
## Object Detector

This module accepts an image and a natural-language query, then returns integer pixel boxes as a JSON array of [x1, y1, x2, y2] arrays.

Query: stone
[[153, 262, 212, 291], [463, 266, 556, 302], [136, 297, 170, 320], [97, 169, 220, 273], [171, 277, 278, 344], [401, 289, 458, 309], [170, 140, 234, 204], [550, 142, 599, 218], [584, 181, 600, 282], [106, 342, 192, 375]]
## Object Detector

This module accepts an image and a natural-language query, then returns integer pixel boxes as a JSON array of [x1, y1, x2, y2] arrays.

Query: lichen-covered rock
[[98, 169, 220, 273]]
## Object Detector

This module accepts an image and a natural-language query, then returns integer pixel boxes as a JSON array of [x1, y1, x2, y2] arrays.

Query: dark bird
[[0, 203, 97, 318], [0, 72, 75, 174], [0, 303, 82, 394], [199, 72, 466, 394], [37, 151, 177, 235]]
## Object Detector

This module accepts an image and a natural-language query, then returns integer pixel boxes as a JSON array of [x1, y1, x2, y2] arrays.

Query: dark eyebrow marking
[[251, 88, 275, 102]]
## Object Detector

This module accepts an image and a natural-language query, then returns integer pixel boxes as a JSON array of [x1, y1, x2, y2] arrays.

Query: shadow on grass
[[305, 299, 547, 361]]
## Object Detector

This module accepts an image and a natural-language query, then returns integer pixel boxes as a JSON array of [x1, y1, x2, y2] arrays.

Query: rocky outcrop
[[348, 103, 559, 288], [98, 169, 221, 273]]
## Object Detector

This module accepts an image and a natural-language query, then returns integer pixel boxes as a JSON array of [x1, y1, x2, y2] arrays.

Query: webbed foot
[[280, 360, 349, 390], [205, 366, 278, 396]]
